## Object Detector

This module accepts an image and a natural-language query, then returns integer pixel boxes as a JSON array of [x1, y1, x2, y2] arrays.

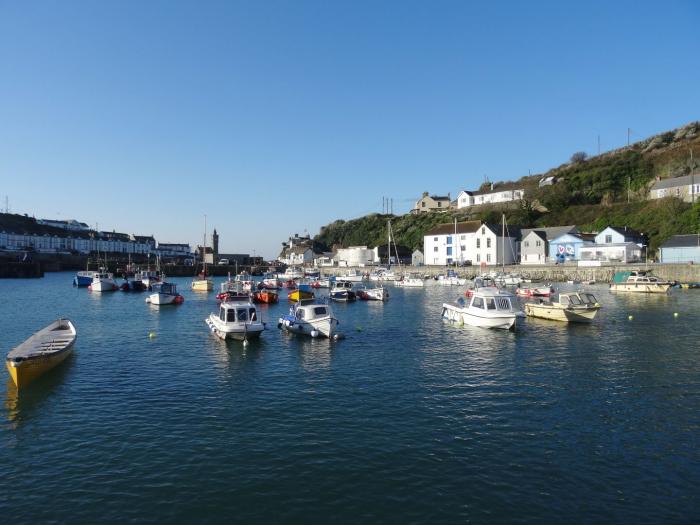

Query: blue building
[[549, 233, 595, 262], [659, 235, 700, 263]]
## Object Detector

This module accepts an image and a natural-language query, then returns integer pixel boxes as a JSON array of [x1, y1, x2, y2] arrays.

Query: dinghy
[[6, 319, 77, 388]]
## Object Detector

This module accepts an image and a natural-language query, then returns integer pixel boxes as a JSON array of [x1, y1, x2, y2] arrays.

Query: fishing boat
[[339, 269, 366, 282], [234, 273, 255, 292], [205, 296, 265, 341], [278, 299, 340, 338], [395, 273, 424, 287], [524, 291, 601, 323], [330, 280, 357, 301], [217, 278, 250, 302], [145, 282, 184, 305], [369, 268, 399, 282], [288, 283, 314, 302], [442, 287, 524, 330], [137, 269, 161, 289], [6, 319, 77, 388], [253, 289, 279, 304], [192, 216, 213, 292], [278, 267, 304, 280], [680, 282, 700, 289], [73, 270, 97, 287], [259, 277, 281, 290], [120, 276, 146, 292], [89, 270, 118, 292], [356, 284, 389, 301], [437, 270, 467, 286], [609, 271, 674, 294]]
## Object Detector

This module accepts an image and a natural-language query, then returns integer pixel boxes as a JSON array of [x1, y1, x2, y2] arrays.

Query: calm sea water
[[1, 272, 699, 523]]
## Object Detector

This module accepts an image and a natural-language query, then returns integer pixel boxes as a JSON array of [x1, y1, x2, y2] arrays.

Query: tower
[[212, 229, 219, 259]]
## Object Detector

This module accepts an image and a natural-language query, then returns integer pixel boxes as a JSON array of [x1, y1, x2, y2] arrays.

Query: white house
[[412, 250, 424, 266], [456, 190, 475, 209], [423, 220, 517, 266], [335, 246, 375, 267], [279, 246, 314, 266], [659, 234, 700, 263], [594, 226, 646, 246], [650, 173, 700, 203], [457, 184, 525, 209]]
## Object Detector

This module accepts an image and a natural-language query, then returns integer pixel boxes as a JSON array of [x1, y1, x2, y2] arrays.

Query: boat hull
[[91, 280, 118, 292], [278, 315, 338, 338], [192, 279, 213, 292], [609, 283, 672, 293], [205, 316, 264, 341], [442, 303, 521, 330], [6, 346, 73, 388], [146, 293, 184, 305], [288, 290, 314, 302], [524, 303, 599, 323]]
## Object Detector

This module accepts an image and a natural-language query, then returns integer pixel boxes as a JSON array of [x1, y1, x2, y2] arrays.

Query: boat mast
[[387, 219, 391, 267], [502, 213, 505, 273], [454, 217, 457, 268], [203, 215, 208, 278]]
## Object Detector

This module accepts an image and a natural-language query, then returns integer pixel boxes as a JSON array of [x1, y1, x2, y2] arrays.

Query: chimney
[[423, 191, 429, 198], [448, 192, 451, 201], [490, 182, 494, 191]]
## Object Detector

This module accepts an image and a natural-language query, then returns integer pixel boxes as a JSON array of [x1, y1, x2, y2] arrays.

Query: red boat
[[515, 286, 554, 298], [253, 289, 279, 304], [216, 291, 251, 302], [282, 279, 297, 289]]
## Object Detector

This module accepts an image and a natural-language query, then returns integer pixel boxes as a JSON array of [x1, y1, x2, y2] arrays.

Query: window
[[296, 309, 305, 319], [227, 309, 236, 322], [481, 227, 485, 235], [219, 308, 226, 321], [472, 296, 484, 308], [434, 237, 438, 241], [476, 254, 480, 262], [438, 202, 442, 207], [486, 238, 491, 248], [461, 245, 466, 252], [486, 298, 496, 310], [460, 235, 465, 240], [447, 236, 452, 244], [524, 241, 529, 248], [237, 309, 248, 322], [434, 247, 438, 252], [446, 247, 452, 255], [605, 235, 612, 243], [249, 308, 257, 321], [476, 239, 480, 248], [421, 202, 426, 207], [487, 253, 491, 262], [314, 307, 327, 315], [536, 240, 541, 247]]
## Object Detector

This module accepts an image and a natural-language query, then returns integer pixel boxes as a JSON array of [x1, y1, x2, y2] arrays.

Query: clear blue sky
[[1, 1, 699, 258]]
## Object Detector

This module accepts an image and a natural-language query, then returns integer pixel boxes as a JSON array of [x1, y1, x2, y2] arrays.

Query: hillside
[[314, 121, 700, 255]]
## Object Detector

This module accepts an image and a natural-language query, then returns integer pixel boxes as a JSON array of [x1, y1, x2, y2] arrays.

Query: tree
[[570, 151, 588, 163]]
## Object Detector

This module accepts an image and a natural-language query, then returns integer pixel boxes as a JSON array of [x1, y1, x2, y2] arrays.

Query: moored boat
[[205, 296, 265, 341], [288, 284, 314, 302], [609, 271, 674, 294], [356, 285, 388, 301], [515, 285, 554, 298], [253, 289, 279, 304], [89, 270, 118, 292], [442, 287, 524, 330], [278, 299, 340, 338], [73, 270, 97, 287], [146, 282, 184, 305], [524, 291, 601, 323], [395, 273, 424, 287], [6, 319, 77, 388], [330, 280, 356, 301]]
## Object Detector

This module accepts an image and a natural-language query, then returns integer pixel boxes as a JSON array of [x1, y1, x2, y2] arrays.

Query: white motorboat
[[437, 271, 467, 286], [205, 296, 265, 341], [89, 270, 118, 292], [146, 282, 184, 305], [278, 300, 339, 338], [6, 318, 77, 388], [356, 285, 389, 301], [330, 280, 356, 301], [137, 269, 162, 289], [369, 268, 399, 282], [395, 273, 424, 287], [524, 291, 601, 323], [609, 271, 674, 293], [278, 267, 304, 280], [442, 287, 524, 330], [339, 269, 366, 282]]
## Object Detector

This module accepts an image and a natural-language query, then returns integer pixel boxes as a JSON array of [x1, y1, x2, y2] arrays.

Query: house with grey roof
[[456, 183, 525, 209], [412, 192, 452, 214], [659, 234, 700, 264], [649, 172, 700, 203], [519, 226, 578, 264]]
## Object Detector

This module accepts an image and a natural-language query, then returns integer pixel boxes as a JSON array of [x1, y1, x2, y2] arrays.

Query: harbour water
[[1, 273, 699, 522]]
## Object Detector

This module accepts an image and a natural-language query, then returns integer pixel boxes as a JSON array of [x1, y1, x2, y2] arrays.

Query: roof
[[522, 230, 547, 241], [483, 223, 521, 238], [471, 182, 525, 196], [602, 225, 645, 239], [425, 220, 481, 236], [660, 234, 700, 249], [551, 232, 596, 242], [521, 225, 578, 241], [428, 195, 450, 201], [651, 173, 699, 191]]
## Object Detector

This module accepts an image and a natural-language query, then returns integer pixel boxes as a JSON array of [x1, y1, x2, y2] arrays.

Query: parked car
[[218, 258, 229, 265]]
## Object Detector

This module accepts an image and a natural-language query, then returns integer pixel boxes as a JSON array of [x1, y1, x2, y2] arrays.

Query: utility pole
[[627, 176, 631, 203], [627, 128, 631, 147], [597, 135, 601, 155]]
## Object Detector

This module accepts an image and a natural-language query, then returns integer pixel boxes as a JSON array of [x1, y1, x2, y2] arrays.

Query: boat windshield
[[583, 293, 597, 304], [472, 296, 484, 309], [237, 309, 248, 321], [313, 307, 327, 316], [485, 298, 497, 310], [569, 295, 582, 305], [496, 297, 511, 310]]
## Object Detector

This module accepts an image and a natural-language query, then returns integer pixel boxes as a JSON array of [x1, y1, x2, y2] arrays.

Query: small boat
[[314, 278, 332, 288], [492, 273, 522, 286], [136, 269, 162, 289], [205, 297, 265, 341], [288, 284, 314, 302], [253, 289, 279, 304], [278, 299, 340, 338], [515, 285, 554, 298], [609, 271, 674, 294], [356, 285, 389, 301], [330, 280, 357, 301], [73, 270, 97, 287], [146, 282, 184, 305], [258, 277, 281, 290], [89, 270, 118, 292], [437, 270, 467, 286], [395, 273, 425, 287], [465, 276, 499, 297], [216, 278, 250, 302], [339, 269, 366, 282], [278, 267, 304, 280], [304, 269, 321, 278], [442, 287, 524, 330], [282, 279, 297, 289], [234, 273, 255, 292], [680, 282, 700, 289], [524, 291, 601, 323], [6, 319, 77, 388], [120, 276, 146, 292], [369, 268, 399, 281], [192, 216, 214, 291]]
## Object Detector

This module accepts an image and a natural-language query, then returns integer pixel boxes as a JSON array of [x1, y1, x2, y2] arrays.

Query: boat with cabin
[[288, 283, 314, 302], [89, 270, 118, 292], [73, 270, 97, 287], [205, 295, 265, 341], [395, 273, 425, 287], [609, 270, 674, 294], [192, 216, 214, 292], [330, 280, 357, 301], [253, 289, 279, 304], [356, 284, 389, 301], [278, 299, 339, 338], [524, 291, 601, 323], [145, 282, 184, 305], [6, 319, 77, 388], [442, 287, 524, 330]]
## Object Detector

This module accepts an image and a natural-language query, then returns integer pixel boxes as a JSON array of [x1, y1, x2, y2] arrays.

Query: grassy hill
[[314, 121, 700, 255]]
